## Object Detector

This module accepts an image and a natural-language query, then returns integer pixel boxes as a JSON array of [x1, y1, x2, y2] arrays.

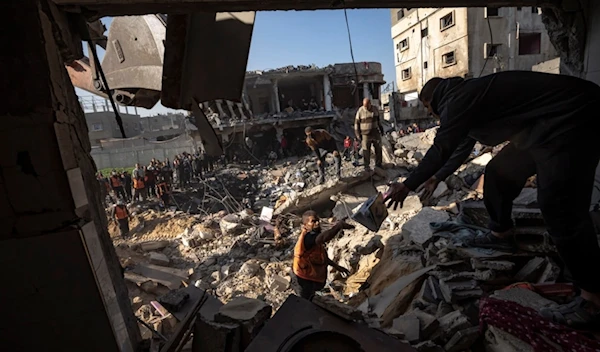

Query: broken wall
[[0, 1, 139, 350]]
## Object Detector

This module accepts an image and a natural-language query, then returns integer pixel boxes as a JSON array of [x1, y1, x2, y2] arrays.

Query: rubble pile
[[107, 125, 590, 351]]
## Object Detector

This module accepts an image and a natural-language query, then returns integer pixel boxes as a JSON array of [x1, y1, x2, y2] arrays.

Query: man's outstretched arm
[[434, 137, 476, 181]]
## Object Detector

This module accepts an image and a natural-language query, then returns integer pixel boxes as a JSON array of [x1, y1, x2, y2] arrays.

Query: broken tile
[[514, 257, 546, 282], [437, 311, 471, 340], [444, 326, 479, 352], [392, 315, 420, 343]]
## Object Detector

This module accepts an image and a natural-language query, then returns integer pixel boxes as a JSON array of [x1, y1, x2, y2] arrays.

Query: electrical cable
[[88, 40, 127, 138], [478, 16, 494, 78], [342, 6, 361, 96]]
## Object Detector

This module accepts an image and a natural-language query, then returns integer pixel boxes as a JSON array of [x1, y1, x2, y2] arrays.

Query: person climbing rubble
[[293, 210, 353, 299], [384, 71, 600, 328], [304, 126, 341, 184], [110, 199, 131, 237], [355, 98, 383, 171]]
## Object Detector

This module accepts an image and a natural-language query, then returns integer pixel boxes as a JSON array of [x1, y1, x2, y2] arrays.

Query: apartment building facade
[[391, 6, 558, 97]]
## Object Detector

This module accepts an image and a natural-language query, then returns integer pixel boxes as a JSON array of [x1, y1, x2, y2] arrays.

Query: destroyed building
[[198, 62, 386, 161], [391, 6, 559, 119]]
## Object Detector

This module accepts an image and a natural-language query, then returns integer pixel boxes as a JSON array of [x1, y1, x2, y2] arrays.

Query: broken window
[[401, 68, 412, 81], [400, 38, 409, 51], [91, 123, 103, 131], [519, 33, 541, 55], [484, 43, 501, 58], [517, 7, 522, 11], [486, 7, 500, 17], [423, 61, 428, 69], [396, 9, 404, 21], [440, 12, 454, 31], [421, 26, 428, 38], [442, 51, 456, 67]]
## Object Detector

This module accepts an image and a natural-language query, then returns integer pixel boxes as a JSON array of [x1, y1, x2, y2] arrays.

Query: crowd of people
[[96, 152, 226, 209]]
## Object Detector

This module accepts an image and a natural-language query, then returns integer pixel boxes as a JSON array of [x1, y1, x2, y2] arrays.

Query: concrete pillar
[[323, 74, 333, 111], [272, 79, 281, 113], [363, 82, 371, 100], [0, 1, 140, 350]]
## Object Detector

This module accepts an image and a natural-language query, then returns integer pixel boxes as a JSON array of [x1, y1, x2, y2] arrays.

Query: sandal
[[466, 231, 515, 251], [540, 297, 600, 328]]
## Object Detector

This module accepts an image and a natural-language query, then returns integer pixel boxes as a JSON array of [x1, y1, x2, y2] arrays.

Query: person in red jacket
[[343, 136, 352, 160], [280, 135, 289, 158]]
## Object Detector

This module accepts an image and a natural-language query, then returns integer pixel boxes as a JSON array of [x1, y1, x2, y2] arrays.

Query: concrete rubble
[[103, 126, 594, 351]]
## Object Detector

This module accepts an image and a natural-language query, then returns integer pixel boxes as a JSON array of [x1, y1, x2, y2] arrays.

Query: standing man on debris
[[355, 98, 383, 171], [293, 210, 352, 299], [132, 163, 146, 202], [383, 71, 600, 328], [305, 126, 342, 184], [110, 170, 127, 201], [122, 171, 132, 201], [110, 200, 131, 237]]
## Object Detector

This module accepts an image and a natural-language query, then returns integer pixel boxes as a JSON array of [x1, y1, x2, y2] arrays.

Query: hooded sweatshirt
[[403, 71, 600, 190]]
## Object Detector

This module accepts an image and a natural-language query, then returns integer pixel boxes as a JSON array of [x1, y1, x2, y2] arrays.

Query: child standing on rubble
[[292, 210, 353, 299]]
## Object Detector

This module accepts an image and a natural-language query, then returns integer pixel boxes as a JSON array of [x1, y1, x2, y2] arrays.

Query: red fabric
[[480, 298, 600, 352], [344, 138, 352, 148], [281, 137, 288, 148]]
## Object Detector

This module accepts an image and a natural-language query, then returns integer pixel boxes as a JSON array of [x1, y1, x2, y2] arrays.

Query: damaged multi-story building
[[389, 6, 559, 121], [199, 62, 386, 160]]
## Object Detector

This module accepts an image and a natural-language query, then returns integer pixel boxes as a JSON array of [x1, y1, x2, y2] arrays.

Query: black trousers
[[118, 218, 129, 237], [295, 275, 325, 300], [483, 133, 600, 292], [113, 186, 126, 200]]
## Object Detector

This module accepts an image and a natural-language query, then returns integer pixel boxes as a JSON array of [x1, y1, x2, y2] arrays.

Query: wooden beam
[[55, 0, 560, 17]]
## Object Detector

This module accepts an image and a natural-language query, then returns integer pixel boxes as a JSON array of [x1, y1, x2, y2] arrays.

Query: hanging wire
[[88, 40, 127, 138], [478, 15, 494, 78], [342, 6, 361, 96]]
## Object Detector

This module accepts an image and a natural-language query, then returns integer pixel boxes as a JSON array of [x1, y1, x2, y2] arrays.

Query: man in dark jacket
[[384, 71, 600, 327], [305, 127, 341, 184]]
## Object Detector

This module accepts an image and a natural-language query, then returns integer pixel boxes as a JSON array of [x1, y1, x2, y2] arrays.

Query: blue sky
[[76, 10, 396, 116]]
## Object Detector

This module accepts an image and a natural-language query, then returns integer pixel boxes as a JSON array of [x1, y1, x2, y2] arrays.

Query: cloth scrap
[[480, 297, 600, 352]]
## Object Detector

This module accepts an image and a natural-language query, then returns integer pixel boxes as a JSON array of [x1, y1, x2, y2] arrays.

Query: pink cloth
[[480, 298, 600, 352]]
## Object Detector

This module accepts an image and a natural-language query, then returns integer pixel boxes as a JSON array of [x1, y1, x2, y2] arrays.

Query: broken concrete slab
[[409, 309, 439, 339], [437, 311, 471, 341], [471, 258, 515, 271], [193, 318, 241, 352], [490, 288, 558, 312], [432, 181, 449, 199], [537, 257, 560, 283], [239, 261, 260, 276], [392, 315, 420, 344], [215, 297, 272, 349], [140, 240, 170, 251], [414, 341, 444, 352], [148, 252, 170, 266], [439, 280, 479, 303], [402, 208, 450, 245], [444, 326, 479, 352], [131, 264, 190, 290], [312, 295, 364, 321], [157, 288, 190, 312], [268, 274, 289, 292], [514, 257, 546, 282]]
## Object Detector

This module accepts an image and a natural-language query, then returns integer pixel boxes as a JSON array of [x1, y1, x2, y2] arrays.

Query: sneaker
[[466, 231, 514, 251]]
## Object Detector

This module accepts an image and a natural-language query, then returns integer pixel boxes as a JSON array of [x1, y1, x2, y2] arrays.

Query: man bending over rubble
[[305, 127, 342, 184], [384, 71, 600, 327], [293, 210, 352, 299]]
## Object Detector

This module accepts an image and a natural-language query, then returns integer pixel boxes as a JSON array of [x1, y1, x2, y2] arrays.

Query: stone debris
[[103, 126, 572, 351], [148, 252, 170, 266]]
